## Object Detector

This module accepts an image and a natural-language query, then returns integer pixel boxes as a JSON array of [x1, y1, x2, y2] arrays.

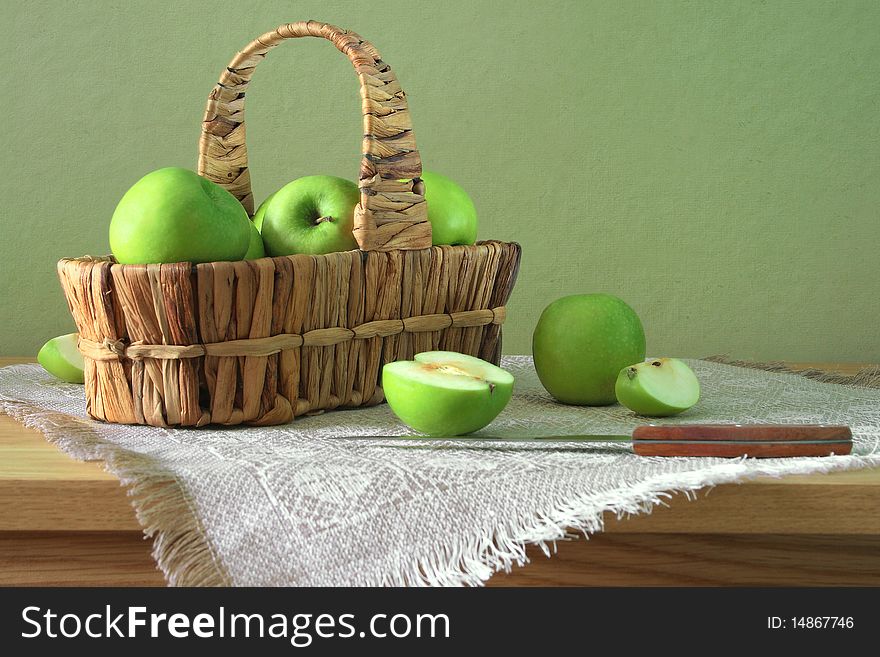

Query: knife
[[356, 424, 852, 458]]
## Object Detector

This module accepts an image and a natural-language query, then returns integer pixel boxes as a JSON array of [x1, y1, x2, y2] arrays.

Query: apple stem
[[314, 215, 334, 225]]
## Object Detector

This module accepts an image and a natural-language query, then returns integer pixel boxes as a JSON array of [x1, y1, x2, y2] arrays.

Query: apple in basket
[[382, 352, 514, 435], [252, 191, 275, 231], [420, 171, 478, 246], [257, 175, 360, 256], [532, 294, 646, 405], [244, 220, 266, 260], [615, 358, 701, 417], [109, 167, 251, 264]]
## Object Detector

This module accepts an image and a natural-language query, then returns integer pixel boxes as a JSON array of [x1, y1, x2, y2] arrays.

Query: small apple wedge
[[37, 333, 84, 384], [382, 351, 514, 435], [615, 358, 700, 417]]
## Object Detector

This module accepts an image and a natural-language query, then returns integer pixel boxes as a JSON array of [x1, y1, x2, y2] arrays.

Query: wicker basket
[[57, 21, 521, 427]]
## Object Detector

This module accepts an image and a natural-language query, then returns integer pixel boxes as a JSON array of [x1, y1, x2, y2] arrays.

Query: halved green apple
[[382, 351, 514, 435], [615, 358, 700, 416], [37, 333, 84, 384]]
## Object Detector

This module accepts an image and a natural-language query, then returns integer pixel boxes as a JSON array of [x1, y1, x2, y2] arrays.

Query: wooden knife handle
[[633, 424, 852, 442], [631, 424, 852, 458]]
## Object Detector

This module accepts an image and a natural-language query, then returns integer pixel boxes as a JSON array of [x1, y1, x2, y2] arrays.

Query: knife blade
[[349, 424, 852, 458]]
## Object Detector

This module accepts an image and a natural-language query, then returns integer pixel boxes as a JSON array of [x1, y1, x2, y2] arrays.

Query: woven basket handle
[[198, 21, 430, 251]]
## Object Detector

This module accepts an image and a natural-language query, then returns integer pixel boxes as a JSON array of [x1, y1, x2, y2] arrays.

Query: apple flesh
[[615, 358, 700, 416], [109, 167, 250, 264], [37, 333, 84, 384], [532, 294, 646, 405], [244, 221, 266, 259], [259, 175, 359, 256], [420, 171, 478, 246], [382, 351, 514, 435]]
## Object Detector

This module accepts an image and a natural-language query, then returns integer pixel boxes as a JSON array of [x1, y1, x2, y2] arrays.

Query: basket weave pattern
[[60, 244, 519, 426], [58, 22, 520, 427]]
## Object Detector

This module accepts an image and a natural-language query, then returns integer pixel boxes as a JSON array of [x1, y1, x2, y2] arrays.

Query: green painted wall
[[2, 1, 878, 361]]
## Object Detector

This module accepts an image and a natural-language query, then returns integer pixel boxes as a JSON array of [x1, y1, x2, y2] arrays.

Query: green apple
[[37, 333, 84, 384], [109, 167, 250, 264], [532, 294, 645, 405], [615, 358, 700, 416], [244, 220, 266, 259], [382, 351, 514, 435], [421, 171, 477, 246], [259, 176, 359, 256], [252, 191, 275, 231]]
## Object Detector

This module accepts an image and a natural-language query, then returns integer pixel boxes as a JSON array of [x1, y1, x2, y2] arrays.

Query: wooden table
[[1, 357, 878, 586]]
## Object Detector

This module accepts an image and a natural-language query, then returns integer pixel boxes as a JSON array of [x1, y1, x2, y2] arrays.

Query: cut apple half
[[37, 333, 85, 384], [382, 351, 514, 436], [614, 357, 700, 417]]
